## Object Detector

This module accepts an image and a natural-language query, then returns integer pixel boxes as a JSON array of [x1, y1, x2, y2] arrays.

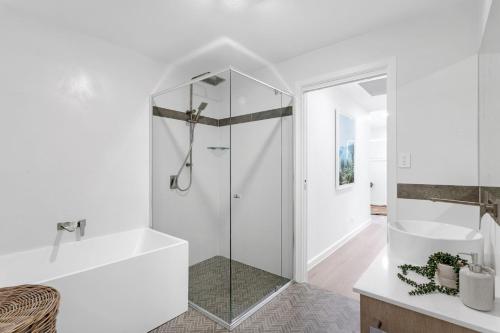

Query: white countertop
[[353, 247, 500, 333]]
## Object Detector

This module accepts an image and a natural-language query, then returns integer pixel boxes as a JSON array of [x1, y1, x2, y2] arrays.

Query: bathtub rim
[[389, 219, 483, 242], [0, 227, 187, 287]]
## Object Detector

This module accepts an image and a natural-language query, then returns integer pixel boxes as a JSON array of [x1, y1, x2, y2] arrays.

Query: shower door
[[229, 70, 293, 323]]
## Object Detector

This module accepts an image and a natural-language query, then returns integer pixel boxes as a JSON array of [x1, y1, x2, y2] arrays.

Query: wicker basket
[[0, 285, 60, 333]]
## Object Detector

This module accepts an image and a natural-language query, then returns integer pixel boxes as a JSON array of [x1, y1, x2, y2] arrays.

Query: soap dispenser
[[458, 252, 495, 311]]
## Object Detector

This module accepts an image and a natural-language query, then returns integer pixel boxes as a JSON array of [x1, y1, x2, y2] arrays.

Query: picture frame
[[336, 110, 355, 189]]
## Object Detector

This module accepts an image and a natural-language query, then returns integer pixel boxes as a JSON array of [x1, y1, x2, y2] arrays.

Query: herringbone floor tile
[[151, 283, 360, 333], [189, 256, 290, 322]]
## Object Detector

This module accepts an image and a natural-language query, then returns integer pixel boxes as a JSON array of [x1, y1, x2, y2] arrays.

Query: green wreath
[[397, 252, 468, 296]]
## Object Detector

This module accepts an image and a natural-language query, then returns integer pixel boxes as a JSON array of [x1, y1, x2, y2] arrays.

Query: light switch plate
[[398, 152, 411, 168]]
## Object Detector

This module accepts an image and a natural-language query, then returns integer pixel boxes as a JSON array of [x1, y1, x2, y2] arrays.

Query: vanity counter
[[353, 247, 500, 333]]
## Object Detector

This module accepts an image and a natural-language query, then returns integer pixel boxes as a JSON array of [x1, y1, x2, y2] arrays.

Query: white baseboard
[[307, 219, 372, 271]]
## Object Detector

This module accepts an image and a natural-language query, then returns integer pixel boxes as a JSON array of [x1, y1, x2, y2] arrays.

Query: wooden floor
[[308, 216, 387, 301], [370, 205, 387, 216]]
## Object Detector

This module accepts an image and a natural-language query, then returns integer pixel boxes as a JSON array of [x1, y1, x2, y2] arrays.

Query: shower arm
[[430, 197, 499, 227]]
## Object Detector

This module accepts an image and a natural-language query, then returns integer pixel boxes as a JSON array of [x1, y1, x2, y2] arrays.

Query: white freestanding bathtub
[[389, 220, 484, 265], [0, 228, 188, 333]]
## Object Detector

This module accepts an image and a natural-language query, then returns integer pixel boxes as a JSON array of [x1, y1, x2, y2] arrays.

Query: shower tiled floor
[[188, 256, 290, 322], [150, 283, 360, 333]]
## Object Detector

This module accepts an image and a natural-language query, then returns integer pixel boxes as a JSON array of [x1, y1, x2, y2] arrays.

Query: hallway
[[308, 216, 387, 300]]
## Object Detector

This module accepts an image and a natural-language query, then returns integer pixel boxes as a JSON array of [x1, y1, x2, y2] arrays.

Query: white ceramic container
[[389, 220, 484, 265]]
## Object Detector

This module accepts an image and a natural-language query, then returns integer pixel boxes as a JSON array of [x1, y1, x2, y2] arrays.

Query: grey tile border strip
[[152, 106, 219, 126], [397, 183, 479, 202], [152, 106, 292, 127], [220, 106, 292, 126], [482, 186, 500, 200], [152, 106, 188, 121], [198, 116, 219, 126], [481, 187, 500, 225]]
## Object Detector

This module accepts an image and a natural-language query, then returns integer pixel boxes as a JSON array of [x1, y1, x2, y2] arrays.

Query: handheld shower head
[[198, 102, 208, 112], [195, 102, 208, 121]]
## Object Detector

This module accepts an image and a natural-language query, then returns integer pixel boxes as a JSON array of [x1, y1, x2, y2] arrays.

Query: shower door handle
[[233, 194, 241, 199]]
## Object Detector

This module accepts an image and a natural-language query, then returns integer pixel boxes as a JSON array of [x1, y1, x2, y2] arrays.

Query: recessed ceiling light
[[358, 77, 387, 96]]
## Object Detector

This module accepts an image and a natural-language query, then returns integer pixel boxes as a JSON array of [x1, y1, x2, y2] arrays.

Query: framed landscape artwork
[[336, 110, 355, 189]]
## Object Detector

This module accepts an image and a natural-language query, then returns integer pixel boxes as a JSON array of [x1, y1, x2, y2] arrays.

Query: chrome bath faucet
[[57, 219, 86, 236]]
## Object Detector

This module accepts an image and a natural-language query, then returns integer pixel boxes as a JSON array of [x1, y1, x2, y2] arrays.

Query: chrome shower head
[[198, 102, 208, 112], [194, 102, 208, 121], [201, 75, 225, 86]]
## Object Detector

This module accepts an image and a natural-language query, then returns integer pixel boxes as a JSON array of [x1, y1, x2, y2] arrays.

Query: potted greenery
[[397, 252, 468, 296]]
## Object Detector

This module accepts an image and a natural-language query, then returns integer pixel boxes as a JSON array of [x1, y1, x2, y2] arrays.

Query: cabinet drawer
[[360, 295, 478, 333]]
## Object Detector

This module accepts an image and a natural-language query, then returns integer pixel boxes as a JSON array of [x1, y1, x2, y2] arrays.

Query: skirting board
[[307, 219, 372, 271]]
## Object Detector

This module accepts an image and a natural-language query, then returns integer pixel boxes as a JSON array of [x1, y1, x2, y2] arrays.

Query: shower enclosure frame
[[149, 66, 295, 330]]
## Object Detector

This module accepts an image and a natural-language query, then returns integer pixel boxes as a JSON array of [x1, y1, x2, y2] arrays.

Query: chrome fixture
[[458, 252, 481, 272], [57, 219, 86, 236], [430, 197, 499, 227], [170, 73, 220, 192], [169, 101, 207, 191], [187, 102, 208, 123], [201, 75, 225, 86]]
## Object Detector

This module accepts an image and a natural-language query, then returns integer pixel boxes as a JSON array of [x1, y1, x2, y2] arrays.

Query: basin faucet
[[429, 197, 499, 228], [57, 219, 86, 237]]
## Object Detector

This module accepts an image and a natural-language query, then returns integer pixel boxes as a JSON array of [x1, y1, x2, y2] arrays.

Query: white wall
[[152, 77, 231, 266], [0, 7, 165, 255], [252, 3, 482, 229], [397, 55, 479, 228], [306, 86, 371, 265], [230, 118, 292, 277], [369, 117, 387, 206], [478, 52, 500, 271], [230, 74, 294, 278], [479, 55, 500, 186], [2, 0, 491, 277], [152, 118, 229, 265], [479, 0, 500, 271]]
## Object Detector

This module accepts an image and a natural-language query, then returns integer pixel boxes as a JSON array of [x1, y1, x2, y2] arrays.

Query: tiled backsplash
[[397, 183, 479, 202], [153, 106, 292, 127]]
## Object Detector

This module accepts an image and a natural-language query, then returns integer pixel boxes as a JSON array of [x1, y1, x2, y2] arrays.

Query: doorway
[[294, 62, 395, 300]]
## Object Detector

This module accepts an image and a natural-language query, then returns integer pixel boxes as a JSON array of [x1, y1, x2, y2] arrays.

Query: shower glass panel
[[151, 68, 293, 328], [152, 70, 231, 322], [229, 71, 293, 322]]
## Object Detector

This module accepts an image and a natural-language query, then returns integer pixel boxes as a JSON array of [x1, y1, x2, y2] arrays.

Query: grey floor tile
[[151, 283, 360, 333]]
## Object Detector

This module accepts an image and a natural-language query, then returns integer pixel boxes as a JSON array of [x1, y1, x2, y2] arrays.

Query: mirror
[[479, 2, 500, 270]]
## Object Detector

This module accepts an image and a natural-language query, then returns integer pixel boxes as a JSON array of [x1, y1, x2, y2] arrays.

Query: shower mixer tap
[[57, 219, 86, 237]]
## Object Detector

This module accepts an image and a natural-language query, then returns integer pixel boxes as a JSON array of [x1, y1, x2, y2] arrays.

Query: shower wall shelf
[[207, 146, 230, 150]]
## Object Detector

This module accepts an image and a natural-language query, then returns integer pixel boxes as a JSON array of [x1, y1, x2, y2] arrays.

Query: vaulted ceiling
[[2, 0, 472, 66]]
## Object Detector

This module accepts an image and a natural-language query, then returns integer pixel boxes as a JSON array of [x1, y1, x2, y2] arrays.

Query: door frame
[[293, 58, 398, 282]]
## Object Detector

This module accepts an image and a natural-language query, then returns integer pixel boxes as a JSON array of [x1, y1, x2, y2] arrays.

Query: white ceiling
[[480, 0, 500, 53], [337, 77, 387, 112], [2, 0, 467, 65], [359, 77, 387, 96]]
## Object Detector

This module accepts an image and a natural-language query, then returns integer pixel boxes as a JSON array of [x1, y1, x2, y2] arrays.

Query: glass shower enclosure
[[151, 68, 294, 329]]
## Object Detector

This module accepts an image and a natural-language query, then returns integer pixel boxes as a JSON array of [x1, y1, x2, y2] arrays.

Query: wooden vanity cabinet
[[360, 295, 478, 333]]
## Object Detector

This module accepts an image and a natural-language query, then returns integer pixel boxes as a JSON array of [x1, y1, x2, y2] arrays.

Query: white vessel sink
[[388, 220, 484, 265]]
